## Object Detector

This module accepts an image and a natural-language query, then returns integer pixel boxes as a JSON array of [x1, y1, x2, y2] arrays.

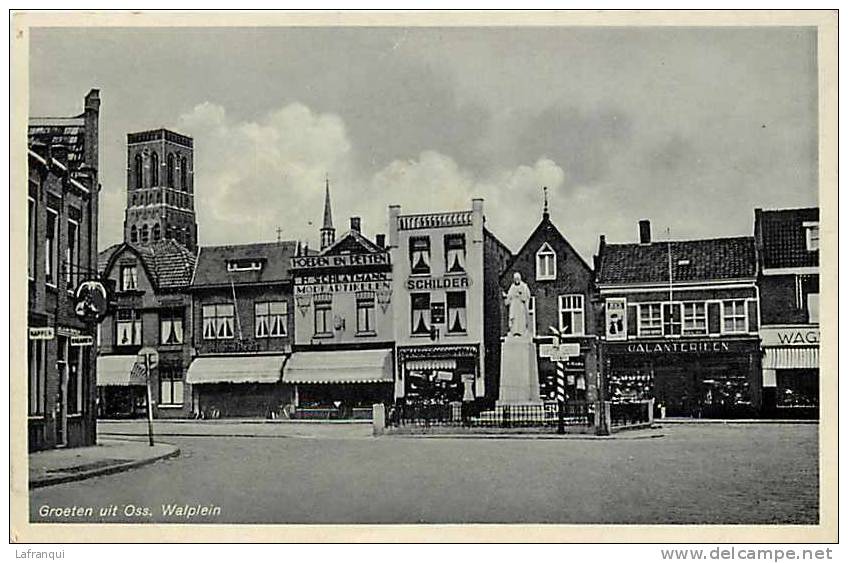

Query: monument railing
[[387, 401, 593, 430]]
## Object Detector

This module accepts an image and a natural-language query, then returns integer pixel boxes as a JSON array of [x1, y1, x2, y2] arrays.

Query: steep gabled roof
[[597, 236, 756, 286], [755, 207, 819, 269], [191, 241, 297, 288], [502, 215, 592, 282], [320, 229, 382, 256], [100, 240, 197, 290]]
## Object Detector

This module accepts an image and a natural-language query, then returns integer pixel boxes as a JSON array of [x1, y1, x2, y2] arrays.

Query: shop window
[[202, 304, 234, 340], [150, 152, 159, 186], [411, 293, 431, 335], [134, 154, 143, 190], [638, 303, 662, 337], [446, 291, 467, 334], [256, 301, 288, 338], [776, 369, 818, 407], [356, 292, 376, 334], [558, 294, 584, 335], [180, 156, 188, 189], [804, 221, 819, 252], [444, 234, 466, 273], [536, 242, 556, 281], [116, 309, 142, 346], [28, 197, 36, 280], [160, 309, 184, 345], [313, 294, 332, 337], [45, 207, 58, 286], [28, 339, 46, 415], [409, 236, 431, 275], [159, 365, 184, 406], [682, 302, 707, 335], [121, 265, 138, 291], [722, 300, 747, 334], [662, 303, 682, 336]]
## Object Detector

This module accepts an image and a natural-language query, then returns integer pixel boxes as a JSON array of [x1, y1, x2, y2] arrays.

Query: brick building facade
[[27, 89, 101, 451], [754, 207, 819, 417], [596, 221, 762, 418]]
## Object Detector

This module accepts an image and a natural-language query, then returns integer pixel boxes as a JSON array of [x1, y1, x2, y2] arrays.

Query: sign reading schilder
[[406, 275, 471, 291]]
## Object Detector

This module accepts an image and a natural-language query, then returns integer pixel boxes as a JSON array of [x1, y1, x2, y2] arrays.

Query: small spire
[[542, 186, 550, 220], [322, 174, 334, 230], [276, 227, 283, 243]]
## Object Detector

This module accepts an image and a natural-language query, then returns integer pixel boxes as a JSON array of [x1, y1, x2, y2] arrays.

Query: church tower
[[320, 176, 335, 251], [123, 128, 198, 251]]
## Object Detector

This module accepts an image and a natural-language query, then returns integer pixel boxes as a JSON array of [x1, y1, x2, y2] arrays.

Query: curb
[[382, 432, 665, 440], [658, 419, 818, 425], [30, 443, 181, 489]]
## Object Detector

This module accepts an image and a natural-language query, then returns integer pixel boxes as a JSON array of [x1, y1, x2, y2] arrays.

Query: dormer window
[[536, 242, 556, 281], [804, 221, 820, 251], [227, 259, 263, 272]]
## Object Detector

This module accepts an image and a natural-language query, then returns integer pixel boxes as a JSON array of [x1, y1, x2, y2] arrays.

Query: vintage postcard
[[9, 10, 837, 543]]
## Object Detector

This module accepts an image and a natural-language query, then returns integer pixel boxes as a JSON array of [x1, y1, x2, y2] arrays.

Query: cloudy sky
[[29, 26, 818, 259]]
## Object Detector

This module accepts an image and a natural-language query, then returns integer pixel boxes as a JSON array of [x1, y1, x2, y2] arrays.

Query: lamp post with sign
[[547, 326, 582, 434], [137, 347, 159, 446]]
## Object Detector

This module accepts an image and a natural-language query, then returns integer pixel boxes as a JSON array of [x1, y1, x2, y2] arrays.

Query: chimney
[[375, 233, 386, 248], [350, 217, 361, 233], [639, 220, 651, 244], [388, 205, 401, 248]]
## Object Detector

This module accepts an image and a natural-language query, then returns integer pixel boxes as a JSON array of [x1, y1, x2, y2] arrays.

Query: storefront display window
[[776, 369, 818, 407]]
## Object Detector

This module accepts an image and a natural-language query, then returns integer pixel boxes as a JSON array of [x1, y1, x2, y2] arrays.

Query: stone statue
[[504, 272, 531, 337]]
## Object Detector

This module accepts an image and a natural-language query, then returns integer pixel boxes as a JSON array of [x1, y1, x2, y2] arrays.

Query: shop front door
[[653, 363, 697, 417]]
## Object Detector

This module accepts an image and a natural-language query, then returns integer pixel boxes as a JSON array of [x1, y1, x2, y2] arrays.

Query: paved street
[[30, 422, 818, 524]]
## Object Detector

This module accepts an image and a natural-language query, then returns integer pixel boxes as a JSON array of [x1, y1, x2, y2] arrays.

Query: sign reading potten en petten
[[291, 253, 390, 269]]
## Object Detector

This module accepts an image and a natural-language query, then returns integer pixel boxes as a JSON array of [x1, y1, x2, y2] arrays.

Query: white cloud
[[171, 101, 573, 255], [175, 101, 353, 245]]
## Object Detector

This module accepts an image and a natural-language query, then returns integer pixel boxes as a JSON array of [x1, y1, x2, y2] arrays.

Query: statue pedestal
[[497, 336, 542, 406]]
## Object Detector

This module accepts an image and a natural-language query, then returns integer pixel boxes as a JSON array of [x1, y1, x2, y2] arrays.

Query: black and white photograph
[[9, 10, 837, 544]]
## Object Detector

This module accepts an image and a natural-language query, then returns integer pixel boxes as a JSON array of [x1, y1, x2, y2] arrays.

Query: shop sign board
[[291, 252, 390, 270], [606, 339, 758, 354], [548, 343, 581, 362], [28, 327, 55, 340], [405, 275, 471, 291], [760, 326, 819, 347], [70, 335, 94, 347], [294, 271, 391, 295], [605, 298, 627, 341]]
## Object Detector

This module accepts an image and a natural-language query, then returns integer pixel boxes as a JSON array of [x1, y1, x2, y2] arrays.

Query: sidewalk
[[383, 426, 664, 440], [29, 438, 180, 489], [658, 418, 818, 424]]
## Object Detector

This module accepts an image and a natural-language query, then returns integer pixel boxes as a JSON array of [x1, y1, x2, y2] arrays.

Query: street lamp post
[[137, 347, 159, 447]]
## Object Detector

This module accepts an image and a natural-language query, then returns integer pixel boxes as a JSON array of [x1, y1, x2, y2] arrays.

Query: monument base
[[498, 336, 542, 406]]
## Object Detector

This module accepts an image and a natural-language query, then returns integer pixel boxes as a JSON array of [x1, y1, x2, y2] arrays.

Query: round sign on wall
[[74, 280, 109, 323]]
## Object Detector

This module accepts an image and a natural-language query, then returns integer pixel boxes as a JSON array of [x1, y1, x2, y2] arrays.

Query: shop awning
[[97, 356, 147, 386], [763, 347, 819, 370], [185, 355, 286, 385], [405, 359, 457, 371], [284, 349, 393, 384]]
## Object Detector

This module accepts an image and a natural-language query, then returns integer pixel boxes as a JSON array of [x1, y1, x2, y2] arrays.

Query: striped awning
[[186, 355, 286, 385], [763, 347, 819, 369], [97, 356, 147, 386], [284, 349, 393, 384], [405, 359, 457, 371]]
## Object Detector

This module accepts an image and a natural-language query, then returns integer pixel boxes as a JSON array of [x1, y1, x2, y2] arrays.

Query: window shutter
[[627, 305, 638, 337], [707, 302, 721, 334], [747, 300, 759, 332]]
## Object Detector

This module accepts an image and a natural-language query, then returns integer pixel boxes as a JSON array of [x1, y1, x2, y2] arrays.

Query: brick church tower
[[123, 128, 198, 251]]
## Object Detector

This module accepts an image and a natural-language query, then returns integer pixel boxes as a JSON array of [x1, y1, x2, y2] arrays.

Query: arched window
[[167, 153, 175, 187], [150, 152, 159, 186], [132, 193, 138, 206], [141, 224, 150, 244], [130, 225, 138, 243], [152, 224, 161, 242], [134, 154, 143, 190], [535, 242, 557, 281], [180, 157, 188, 189]]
